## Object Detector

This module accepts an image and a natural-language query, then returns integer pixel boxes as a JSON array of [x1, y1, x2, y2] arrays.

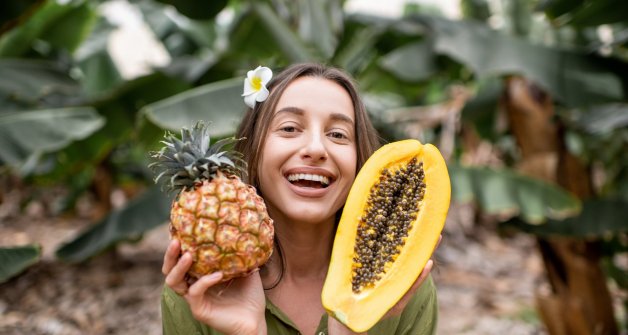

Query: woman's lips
[[285, 177, 333, 198], [283, 167, 337, 197], [286, 173, 330, 186]]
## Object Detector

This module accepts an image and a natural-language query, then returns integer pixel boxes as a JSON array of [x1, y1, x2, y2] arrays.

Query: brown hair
[[235, 62, 381, 188]]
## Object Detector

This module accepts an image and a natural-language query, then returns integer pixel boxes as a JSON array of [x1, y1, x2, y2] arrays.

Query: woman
[[161, 63, 438, 335]]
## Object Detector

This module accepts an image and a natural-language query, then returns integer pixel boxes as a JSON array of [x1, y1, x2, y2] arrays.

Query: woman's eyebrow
[[275, 106, 304, 117], [274, 107, 354, 125], [330, 113, 354, 125]]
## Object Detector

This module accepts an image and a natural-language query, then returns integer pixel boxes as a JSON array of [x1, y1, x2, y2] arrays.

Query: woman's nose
[[301, 133, 328, 162]]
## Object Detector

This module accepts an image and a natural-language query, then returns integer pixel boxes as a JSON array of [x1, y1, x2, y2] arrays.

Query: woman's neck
[[270, 216, 336, 280]]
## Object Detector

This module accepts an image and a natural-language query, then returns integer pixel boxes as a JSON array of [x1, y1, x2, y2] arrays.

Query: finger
[[435, 234, 443, 250], [165, 252, 193, 289], [162, 239, 181, 275], [187, 272, 224, 299], [385, 259, 435, 318], [409, 259, 434, 293], [402, 259, 434, 304], [416, 259, 434, 286]]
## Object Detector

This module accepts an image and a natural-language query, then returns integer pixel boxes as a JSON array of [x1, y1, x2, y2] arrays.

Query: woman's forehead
[[273, 77, 355, 120]]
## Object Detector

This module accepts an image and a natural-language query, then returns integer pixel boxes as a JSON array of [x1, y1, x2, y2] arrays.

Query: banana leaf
[[154, 0, 228, 21], [379, 40, 438, 82], [571, 103, 628, 134], [140, 77, 244, 137], [296, 0, 340, 59], [74, 17, 123, 97], [39, 1, 97, 53], [333, 24, 383, 74], [563, 0, 628, 27], [0, 0, 88, 57], [138, 0, 217, 53], [56, 187, 172, 263], [0, 107, 104, 174], [413, 15, 624, 106], [504, 199, 628, 238], [0, 1, 41, 28], [449, 164, 582, 224], [0, 244, 41, 284], [0, 59, 82, 111], [251, 2, 317, 62], [538, 0, 585, 19]]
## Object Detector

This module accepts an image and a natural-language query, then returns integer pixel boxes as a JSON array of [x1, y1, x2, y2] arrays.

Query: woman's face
[[258, 76, 357, 225]]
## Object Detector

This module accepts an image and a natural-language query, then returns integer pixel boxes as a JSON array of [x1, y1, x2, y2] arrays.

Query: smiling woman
[[257, 76, 358, 225], [160, 63, 440, 335]]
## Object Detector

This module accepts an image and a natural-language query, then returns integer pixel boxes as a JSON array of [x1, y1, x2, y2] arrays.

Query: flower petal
[[244, 93, 257, 108], [247, 66, 262, 79], [243, 78, 256, 96], [256, 67, 273, 84], [256, 85, 269, 102]]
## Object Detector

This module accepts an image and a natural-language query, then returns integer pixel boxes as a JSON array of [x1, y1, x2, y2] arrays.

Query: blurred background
[[0, 0, 627, 334]]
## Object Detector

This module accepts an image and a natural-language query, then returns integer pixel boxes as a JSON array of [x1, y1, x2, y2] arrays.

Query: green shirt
[[161, 276, 437, 335]]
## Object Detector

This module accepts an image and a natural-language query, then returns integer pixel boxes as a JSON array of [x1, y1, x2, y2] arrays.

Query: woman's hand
[[327, 235, 442, 334], [382, 234, 442, 319], [327, 259, 434, 335], [162, 239, 267, 335], [381, 258, 434, 319]]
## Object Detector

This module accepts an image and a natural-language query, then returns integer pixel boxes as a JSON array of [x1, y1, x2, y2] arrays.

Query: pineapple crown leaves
[[148, 121, 247, 193]]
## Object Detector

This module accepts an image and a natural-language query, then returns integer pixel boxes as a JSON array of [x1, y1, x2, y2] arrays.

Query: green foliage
[[0, 107, 104, 174], [2, 4, 627, 320], [569, 103, 628, 134], [0, 1, 42, 28], [412, 15, 625, 106], [75, 17, 124, 98], [449, 164, 581, 224], [0, 0, 87, 57], [379, 41, 437, 82], [461, 0, 491, 22], [154, 0, 228, 20], [460, 78, 503, 139], [0, 245, 41, 283], [56, 187, 172, 262], [540, 0, 628, 26], [141, 78, 243, 135], [250, 2, 317, 62], [0, 59, 82, 111], [504, 199, 628, 237], [39, 2, 98, 53]]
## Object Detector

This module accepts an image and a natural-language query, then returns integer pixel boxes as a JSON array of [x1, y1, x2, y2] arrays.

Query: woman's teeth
[[287, 173, 330, 186]]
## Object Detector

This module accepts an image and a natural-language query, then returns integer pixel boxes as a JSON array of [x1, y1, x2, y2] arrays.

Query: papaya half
[[322, 139, 451, 332]]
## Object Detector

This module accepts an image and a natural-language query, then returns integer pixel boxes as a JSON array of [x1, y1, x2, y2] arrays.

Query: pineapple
[[149, 121, 274, 282]]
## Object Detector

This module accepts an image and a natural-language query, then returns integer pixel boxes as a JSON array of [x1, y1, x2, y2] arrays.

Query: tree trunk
[[502, 76, 618, 335]]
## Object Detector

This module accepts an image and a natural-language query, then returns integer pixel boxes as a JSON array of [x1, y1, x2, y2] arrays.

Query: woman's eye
[[329, 131, 347, 139], [280, 126, 296, 133]]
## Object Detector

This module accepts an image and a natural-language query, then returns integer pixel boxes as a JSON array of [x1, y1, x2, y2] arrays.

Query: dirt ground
[[0, 190, 548, 335]]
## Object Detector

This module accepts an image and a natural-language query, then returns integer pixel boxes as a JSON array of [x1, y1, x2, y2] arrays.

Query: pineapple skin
[[169, 173, 274, 282]]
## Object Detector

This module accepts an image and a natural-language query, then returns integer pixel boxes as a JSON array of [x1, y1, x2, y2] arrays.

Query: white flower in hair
[[242, 66, 272, 108]]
